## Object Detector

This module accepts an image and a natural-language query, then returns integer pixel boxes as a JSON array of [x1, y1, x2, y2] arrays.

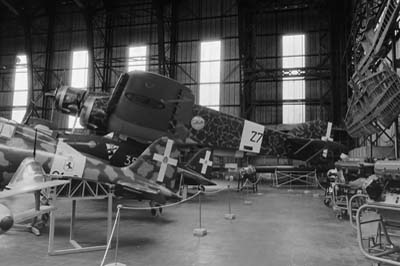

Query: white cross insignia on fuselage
[[153, 139, 178, 182], [199, 150, 213, 174]]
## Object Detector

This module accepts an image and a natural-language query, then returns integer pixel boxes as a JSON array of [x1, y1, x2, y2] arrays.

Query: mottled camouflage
[[54, 71, 347, 166], [0, 118, 180, 204]]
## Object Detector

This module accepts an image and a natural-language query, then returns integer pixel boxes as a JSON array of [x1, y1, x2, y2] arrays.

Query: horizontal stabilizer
[[0, 157, 69, 198], [177, 167, 216, 186], [0, 180, 69, 199], [14, 205, 56, 223], [117, 181, 160, 195]]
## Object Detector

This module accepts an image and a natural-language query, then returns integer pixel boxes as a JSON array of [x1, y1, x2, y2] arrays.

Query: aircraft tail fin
[[124, 137, 180, 192]]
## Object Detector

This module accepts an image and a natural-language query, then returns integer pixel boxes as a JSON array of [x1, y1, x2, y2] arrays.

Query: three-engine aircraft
[[0, 117, 183, 234], [53, 71, 347, 166]]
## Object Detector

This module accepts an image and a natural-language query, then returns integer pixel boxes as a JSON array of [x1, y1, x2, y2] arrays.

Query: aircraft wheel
[[31, 226, 41, 236], [159, 207, 162, 215], [323, 198, 331, 207], [150, 208, 157, 217], [41, 213, 49, 224]]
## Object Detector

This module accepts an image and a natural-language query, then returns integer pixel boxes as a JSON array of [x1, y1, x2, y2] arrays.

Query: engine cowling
[[54, 86, 87, 116], [0, 204, 13, 234], [79, 95, 108, 130]]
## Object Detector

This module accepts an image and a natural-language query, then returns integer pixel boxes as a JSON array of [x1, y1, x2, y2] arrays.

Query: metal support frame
[[47, 180, 114, 256], [348, 193, 369, 229], [356, 203, 400, 266], [273, 169, 317, 188], [330, 183, 364, 220]]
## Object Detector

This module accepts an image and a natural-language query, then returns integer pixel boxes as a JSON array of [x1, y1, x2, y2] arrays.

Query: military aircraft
[[24, 126, 217, 188], [54, 71, 347, 166], [0, 117, 183, 234], [0, 158, 69, 235]]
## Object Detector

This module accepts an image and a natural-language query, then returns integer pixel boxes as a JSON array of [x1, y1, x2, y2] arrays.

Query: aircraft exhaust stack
[[0, 204, 14, 234]]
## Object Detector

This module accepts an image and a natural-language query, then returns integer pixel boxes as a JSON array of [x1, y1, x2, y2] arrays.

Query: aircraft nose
[[55, 86, 87, 115], [0, 216, 13, 233]]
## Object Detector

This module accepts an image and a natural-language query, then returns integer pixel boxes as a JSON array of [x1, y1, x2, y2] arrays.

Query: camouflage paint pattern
[[54, 71, 347, 164], [0, 118, 179, 203]]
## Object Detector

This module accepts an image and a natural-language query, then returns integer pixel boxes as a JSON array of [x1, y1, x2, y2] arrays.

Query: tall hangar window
[[12, 55, 28, 123], [199, 40, 221, 111], [68, 50, 89, 128], [128, 46, 147, 71], [282, 34, 305, 124]]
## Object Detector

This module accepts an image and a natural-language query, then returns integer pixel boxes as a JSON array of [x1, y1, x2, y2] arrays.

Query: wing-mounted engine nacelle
[[55, 86, 87, 116], [79, 95, 109, 130], [0, 204, 13, 234]]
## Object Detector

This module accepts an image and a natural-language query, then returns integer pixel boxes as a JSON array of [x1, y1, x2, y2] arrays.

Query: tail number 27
[[250, 131, 263, 143]]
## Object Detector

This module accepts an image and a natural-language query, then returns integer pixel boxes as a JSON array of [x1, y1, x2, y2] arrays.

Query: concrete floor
[[0, 181, 370, 266]]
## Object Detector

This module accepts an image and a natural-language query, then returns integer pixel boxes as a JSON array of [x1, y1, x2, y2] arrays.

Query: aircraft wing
[[286, 136, 348, 163], [0, 180, 69, 199], [117, 181, 162, 195], [177, 167, 216, 186], [117, 180, 181, 203], [0, 157, 69, 199]]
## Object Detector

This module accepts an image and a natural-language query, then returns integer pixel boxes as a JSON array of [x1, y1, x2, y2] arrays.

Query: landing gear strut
[[149, 201, 162, 217]]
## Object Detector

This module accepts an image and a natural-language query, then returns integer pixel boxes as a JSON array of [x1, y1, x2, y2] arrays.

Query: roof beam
[[0, 0, 20, 16]]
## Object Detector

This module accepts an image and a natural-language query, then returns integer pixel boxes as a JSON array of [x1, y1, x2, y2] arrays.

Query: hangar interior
[[1, 0, 400, 265]]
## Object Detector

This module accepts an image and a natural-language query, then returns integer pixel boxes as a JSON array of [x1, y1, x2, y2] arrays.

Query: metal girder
[[0, 0, 19, 16], [154, 0, 167, 76], [42, 0, 56, 119], [85, 11, 95, 90], [168, 0, 179, 79], [253, 66, 331, 80], [101, 10, 113, 92], [73, 0, 86, 9], [238, 0, 257, 119], [72, 0, 96, 90]]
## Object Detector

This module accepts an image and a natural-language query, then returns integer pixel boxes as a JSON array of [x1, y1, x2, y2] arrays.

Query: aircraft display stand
[[348, 193, 369, 229], [224, 182, 236, 220], [193, 192, 207, 237], [273, 169, 318, 189], [46, 180, 114, 256], [356, 202, 400, 266]]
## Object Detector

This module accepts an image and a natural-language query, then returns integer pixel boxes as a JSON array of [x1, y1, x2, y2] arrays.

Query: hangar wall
[[0, 0, 346, 128]]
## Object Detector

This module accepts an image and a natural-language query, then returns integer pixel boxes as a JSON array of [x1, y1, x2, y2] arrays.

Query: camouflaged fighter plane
[[0, 117, 183, 234], [23, 125, 216, 188], [59, 133, 216, 187], [54, 71, 347, 167]]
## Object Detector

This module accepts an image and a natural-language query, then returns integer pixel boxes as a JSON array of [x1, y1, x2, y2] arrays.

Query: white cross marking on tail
[[321, 122, 333, 158], [199, 150, 213, 174], [153, 139, 178, 182], [321, 122, 333, 142]]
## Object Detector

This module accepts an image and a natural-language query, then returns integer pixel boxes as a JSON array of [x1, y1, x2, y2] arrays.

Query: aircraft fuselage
[[0, 118, 176, 203]]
